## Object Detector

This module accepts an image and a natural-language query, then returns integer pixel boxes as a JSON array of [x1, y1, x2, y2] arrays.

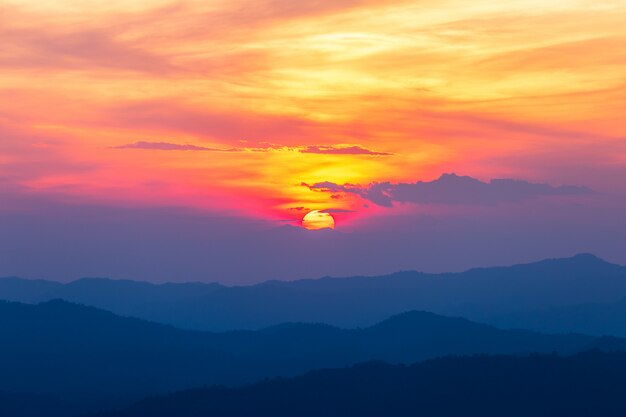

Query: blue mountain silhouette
[[2, 254, 625, 333]]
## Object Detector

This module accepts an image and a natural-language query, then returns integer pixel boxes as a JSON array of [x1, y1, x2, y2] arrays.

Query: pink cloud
[[300, 145, 392, 156], [0, 26, 175, 74], [113, 141, 231, 152], [108, 101, 315, 145]]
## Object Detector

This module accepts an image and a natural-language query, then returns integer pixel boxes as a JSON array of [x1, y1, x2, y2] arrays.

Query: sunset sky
[[1, 0, 625, 281]]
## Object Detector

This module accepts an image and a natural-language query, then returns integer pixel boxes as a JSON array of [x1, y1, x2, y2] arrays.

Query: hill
[[0, 299, 620, 415], [92, 351, 626, 417]]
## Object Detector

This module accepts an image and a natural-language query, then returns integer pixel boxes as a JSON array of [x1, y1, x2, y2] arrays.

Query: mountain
[[488, 298, 626, 336], [0, 299, 621, 416], [91, 351, 626, 417], [0, 276, 62, 301], [2, 254, 626, 332], [0, 391, 76, 417]]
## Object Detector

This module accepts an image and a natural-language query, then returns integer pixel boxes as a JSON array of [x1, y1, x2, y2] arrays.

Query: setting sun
[[302, 210, 336, 230]]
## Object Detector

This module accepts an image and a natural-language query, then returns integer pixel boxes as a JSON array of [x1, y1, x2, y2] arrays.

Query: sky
[[1, 0, 625, 282]]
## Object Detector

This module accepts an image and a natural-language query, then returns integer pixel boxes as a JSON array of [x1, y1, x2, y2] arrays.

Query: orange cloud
[[0, 0, 624, 226]]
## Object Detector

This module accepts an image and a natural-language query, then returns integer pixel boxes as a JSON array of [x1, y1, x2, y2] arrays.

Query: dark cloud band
[[303, 173, 593, 207]]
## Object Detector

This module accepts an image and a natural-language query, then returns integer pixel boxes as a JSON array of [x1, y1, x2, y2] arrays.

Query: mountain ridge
[[1, 298, 625, 416], [2, 253, 619, 288], [90, 351, 626, 417], [2, 254, 625, 332]]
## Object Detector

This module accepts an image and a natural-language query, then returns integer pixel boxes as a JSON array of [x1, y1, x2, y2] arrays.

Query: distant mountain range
[[2, 254, 626, 334], [92, 351, 626, 417], [1, 299, 625, 416], [489, 298, 626, 336]]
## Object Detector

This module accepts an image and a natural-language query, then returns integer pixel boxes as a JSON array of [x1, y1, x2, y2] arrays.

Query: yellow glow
[[302, 210, 336, 230], [1, 0, 624, 221]]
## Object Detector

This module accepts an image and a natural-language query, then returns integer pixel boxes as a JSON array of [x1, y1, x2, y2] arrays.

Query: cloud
[[114, 141, 391, 157], [300, 145, 392, 156], [191, 0, 409, 36], [301, 181, 350, 193], [478, 37, 626, 72], [0, 25, 175, 74], [109, 101, 313, 145], [320, 208, 355, 213], [304, 173, 593, 207], [113, 141, 232, 152], [0, 121, 96, 186]]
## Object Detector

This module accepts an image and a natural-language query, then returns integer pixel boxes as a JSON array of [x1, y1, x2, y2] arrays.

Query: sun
[[302, 210, 335, 230]]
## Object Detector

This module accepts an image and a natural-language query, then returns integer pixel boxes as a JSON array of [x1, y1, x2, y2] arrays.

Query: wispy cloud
[[113, 141, 231, 152], [0, 25, 175, 74], [114, 141, 392, 156], [300, 145, 392, 156], [320, 208, 356, 213]]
